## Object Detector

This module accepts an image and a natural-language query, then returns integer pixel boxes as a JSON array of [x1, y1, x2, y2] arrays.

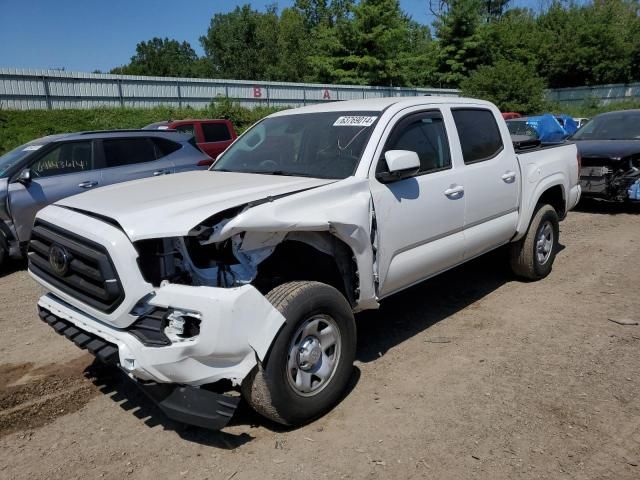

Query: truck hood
[[574, 140, 640, 160], [56, 171, 335, 241]]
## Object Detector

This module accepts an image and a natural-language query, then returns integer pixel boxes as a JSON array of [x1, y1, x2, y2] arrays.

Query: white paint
[[30, 96, 581, 390]]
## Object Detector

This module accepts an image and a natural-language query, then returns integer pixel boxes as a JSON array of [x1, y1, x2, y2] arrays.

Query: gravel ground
[[1, 203, 639, 480]]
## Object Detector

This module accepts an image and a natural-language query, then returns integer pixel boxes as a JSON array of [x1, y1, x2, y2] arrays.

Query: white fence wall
[[0, 68, 459, 110], [547, 83, 640, 106]]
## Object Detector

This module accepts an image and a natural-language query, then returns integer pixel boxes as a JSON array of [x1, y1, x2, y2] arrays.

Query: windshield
[[572, 112, 640, 140], [212, 111, 380, 179], [0, 142, 44, 178]]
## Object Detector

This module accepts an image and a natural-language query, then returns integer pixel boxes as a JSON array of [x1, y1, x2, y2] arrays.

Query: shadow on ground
[[86, 358, 362, 448], [0, 258, 26, 279], [355, 248, 513, 363], [575, 198, 640, 215]]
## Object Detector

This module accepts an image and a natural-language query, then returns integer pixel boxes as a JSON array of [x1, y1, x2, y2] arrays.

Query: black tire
[[0, 234, 6, 270], [242, 281, 356, 426], [510, 204, 559, 280]]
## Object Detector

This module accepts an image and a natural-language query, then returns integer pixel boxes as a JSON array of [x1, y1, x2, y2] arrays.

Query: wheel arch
[[252, 232, 360, 307], [514, 176, 567, 241]]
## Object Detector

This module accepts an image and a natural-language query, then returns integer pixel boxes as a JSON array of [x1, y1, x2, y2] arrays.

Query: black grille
[[28, 221, 125, 313]]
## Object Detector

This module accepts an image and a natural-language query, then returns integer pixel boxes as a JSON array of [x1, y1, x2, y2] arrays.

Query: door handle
[[444, 185, 465, 198], [501, 171, 517, 183], [78, 181, 98, 189], [153, 169, 170, 176]]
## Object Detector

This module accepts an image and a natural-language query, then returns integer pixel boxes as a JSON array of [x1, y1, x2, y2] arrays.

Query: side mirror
[[376, 150, 420, 183], [17, 168, 32, 185]]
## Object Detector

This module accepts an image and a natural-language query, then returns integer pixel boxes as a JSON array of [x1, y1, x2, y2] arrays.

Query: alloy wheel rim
[[536, 221, 554, 265]]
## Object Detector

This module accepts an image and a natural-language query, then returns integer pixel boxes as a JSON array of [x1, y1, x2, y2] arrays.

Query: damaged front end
[[580, 156, 640, 201]]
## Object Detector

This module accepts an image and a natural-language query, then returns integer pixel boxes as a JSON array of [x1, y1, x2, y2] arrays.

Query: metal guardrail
[[0, 68, 459, 110]]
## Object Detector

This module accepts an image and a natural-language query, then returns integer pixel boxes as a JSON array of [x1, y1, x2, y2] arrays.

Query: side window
[[380, 111, 451, 175], [152, 138, 182, 158], [175, 124, 195, 136], [103, 138, 157, 168], [452, 109, 503, 164], [201, 123, 232, 143], [31, 141, 93, 178]]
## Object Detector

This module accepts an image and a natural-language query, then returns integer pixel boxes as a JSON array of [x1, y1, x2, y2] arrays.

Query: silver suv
[[0, 130, 210, 267]]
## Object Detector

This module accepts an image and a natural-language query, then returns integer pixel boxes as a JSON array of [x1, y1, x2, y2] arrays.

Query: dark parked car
[[0, 130, 211, 267], [571, 110, 640, 202], [143, 119, 237, 164]]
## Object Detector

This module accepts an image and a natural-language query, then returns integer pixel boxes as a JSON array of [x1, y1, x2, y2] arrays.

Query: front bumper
[[38, 305, 240, 429], [30, 205, 286, 388], [37, 282, 285, 386]]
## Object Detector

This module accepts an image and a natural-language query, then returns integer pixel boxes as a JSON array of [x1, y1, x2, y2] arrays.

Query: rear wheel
[[242, 281, 356, 426], [510, 204, 559, 280]]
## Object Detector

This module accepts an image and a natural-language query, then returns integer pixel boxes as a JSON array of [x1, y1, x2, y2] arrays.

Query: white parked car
[[29, 97, 581, 429], [574, 117, 590, 129]]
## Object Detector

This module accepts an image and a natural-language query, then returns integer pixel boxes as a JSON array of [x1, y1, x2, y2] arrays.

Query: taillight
[[197, 159, 214, 167]]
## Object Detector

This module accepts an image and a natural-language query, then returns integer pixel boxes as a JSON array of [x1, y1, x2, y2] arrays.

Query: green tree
[[330, 0, 415, 85], [200, 5, 279, 80], [536, 0, 640, 88], [273, 8, 311, 81], [294, 0, 354, 28], [460, 59, 546, 113], [433, 0, 489, 88], [111, 38, 200, 77], [398, 21, 437, 87]]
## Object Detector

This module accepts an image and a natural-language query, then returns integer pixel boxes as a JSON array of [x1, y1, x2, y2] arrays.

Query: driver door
[[370, 109, 466, 298], [8, 140, 102, 242]]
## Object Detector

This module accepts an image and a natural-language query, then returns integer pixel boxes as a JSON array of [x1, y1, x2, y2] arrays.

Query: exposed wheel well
[[537, 185, 566, 219], [252, 234, 358, 306]]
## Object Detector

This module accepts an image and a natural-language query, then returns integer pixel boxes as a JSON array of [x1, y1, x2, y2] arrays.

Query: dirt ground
[[1, 202, 639, 480]]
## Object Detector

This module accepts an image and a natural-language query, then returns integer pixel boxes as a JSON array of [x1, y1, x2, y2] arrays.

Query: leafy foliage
[[110, 1, 640, 95], [460, 60, 546, 113], [0, 101, 282, 156], [111, 38, 209, 77]]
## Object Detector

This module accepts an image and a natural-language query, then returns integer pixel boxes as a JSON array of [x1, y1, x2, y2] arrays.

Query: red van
[[144, 119, 237, 165]]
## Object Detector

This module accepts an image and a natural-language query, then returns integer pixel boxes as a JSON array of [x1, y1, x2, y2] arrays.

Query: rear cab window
[[452, 109, 504, 164], [174, 124, 195, 136], [201, 122, 232, 143]]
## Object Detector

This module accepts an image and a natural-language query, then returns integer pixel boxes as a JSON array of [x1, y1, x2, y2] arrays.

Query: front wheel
[[0, 235, 7, 271], [510, 204, 559, 280], [242, 281, 356, 426]]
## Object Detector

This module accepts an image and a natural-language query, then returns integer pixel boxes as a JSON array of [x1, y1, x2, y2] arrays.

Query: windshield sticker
[[23, 145, 43, 152], [333, 116, 377, 127]]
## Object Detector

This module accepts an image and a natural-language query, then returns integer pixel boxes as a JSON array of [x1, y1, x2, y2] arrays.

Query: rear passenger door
[[450, 108, 520, 259], [98, 137, 175, 187]]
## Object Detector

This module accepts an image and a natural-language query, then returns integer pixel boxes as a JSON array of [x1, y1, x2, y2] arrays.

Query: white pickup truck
[[29, 97, 581, 430]]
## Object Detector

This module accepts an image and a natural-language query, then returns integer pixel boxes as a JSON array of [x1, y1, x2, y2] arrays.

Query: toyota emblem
[[49, 244, 70, 276]]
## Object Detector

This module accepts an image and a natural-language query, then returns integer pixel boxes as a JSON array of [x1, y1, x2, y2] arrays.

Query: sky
[[0, 0, 530, 73]]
